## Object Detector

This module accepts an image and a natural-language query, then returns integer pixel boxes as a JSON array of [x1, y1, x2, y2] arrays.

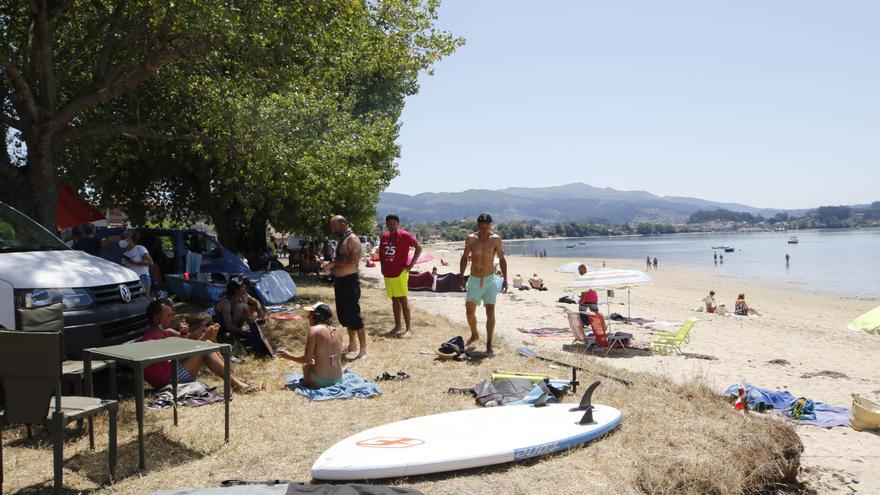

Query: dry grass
[[2, 277, 805, 494]]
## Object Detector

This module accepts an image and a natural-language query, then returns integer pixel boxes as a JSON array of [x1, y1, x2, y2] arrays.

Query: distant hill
[[378, 183, 784, 224]]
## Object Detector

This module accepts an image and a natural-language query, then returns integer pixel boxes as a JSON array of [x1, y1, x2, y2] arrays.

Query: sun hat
[[306, 301, 333, 320]]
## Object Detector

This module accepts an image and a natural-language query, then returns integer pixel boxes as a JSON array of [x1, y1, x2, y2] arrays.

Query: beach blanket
[[517, 327, 572, 337], [147, 381, 227, 410], [285, 369, 381, 401], [722, 384, 849, 428]]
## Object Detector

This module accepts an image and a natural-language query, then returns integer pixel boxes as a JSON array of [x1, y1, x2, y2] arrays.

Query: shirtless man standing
[[324, 215, 366, 358], [277, 302, 343, 388], [459, 213, 507, 354]]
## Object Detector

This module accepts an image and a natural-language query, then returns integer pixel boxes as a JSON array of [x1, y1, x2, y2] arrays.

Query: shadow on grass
[[68, 430, 208, 483]]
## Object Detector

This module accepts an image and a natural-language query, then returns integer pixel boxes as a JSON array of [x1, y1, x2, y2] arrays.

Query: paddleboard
[[312, 390, 622, 480]]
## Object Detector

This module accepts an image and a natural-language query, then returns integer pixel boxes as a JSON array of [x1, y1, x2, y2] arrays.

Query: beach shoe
[[396, 371, 411, 380]]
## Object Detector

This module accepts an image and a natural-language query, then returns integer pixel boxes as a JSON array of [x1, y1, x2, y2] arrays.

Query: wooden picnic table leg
[[171, 359, 179, 426], [134, 367, 146, 470], [223, 348, 230, 443]]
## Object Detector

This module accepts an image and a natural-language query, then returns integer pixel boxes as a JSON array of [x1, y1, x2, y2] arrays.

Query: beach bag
[[438, 336, 465, 356], [248, 321, 275, 358], [474, 378, 535, 407], [16, 302, 64, 332], [557, 296, 576, 304]]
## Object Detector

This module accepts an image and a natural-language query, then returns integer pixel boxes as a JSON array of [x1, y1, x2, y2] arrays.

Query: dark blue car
[[96, 228, 249, 285]]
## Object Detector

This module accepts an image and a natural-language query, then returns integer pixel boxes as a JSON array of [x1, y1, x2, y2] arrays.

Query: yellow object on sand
[[850, 394, 880, 431], [492, 371, 560, 382], [847, 306, 880, 335]]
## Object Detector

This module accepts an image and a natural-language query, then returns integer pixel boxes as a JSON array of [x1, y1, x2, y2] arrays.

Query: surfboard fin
[[570, 381, 601, 425]]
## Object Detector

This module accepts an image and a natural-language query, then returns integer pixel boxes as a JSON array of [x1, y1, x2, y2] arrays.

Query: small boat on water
[[724, 247, 735, 253], [711, 245, 730, 250], [566, 244, 576, 248], [788, 236, 799, 244]]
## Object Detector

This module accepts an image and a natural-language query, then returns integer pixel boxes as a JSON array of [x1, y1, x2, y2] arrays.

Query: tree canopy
[[2, 1, 461, 248]]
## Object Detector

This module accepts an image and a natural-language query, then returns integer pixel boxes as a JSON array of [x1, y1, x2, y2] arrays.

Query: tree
[[2, 1, 460, 236]]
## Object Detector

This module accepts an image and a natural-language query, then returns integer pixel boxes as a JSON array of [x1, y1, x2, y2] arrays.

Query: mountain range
[[377, 183, 786, 224]]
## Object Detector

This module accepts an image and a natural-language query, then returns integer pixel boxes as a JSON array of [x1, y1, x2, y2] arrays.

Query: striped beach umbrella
[[555, 261, 593, 273], [564, 268, 653, 290], [565, 268, 653, 320]]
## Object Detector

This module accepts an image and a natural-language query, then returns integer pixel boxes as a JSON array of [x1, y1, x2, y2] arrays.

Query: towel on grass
[[147, 381, 227, 410], [517, 327, 572, 337], [722, 384, 849, 428], [285, 369, 381, 401]]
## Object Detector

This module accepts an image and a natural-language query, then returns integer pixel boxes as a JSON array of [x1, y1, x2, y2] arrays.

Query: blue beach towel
[[285, 369, 381, 401], [722, 384, 849, 428]]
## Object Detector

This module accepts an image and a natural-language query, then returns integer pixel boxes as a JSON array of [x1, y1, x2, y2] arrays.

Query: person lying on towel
[[278, 302, 344, 388]]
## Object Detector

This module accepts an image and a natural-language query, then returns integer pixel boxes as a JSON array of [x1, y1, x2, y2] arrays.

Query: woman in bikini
[[277, 302, 343, 388]]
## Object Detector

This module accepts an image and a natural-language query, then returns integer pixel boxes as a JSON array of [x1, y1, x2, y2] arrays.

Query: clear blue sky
[[389, 1, 880, 209]]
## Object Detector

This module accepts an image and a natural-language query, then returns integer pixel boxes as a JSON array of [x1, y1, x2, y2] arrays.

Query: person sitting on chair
[[143, 300, 251, 392], [576, 265, 599, 324], [528, 273, 547, 291], [277, 302, 343, 388]]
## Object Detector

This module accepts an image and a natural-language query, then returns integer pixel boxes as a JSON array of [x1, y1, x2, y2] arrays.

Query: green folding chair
[[650, 317, 699, 355], [0, 330, 117, 494]]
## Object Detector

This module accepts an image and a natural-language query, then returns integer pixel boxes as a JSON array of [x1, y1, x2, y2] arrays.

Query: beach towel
[[285, 369, 381, 401], [516, 327, 572, 337], [722, 384, 849, 428], [147, 381, 227, 410]]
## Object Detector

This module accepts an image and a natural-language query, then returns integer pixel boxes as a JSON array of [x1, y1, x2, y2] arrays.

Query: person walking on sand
[[324, 215, 367, 359], [460, 213, 507, 355], [785, 253, 790, 266], [379, 214, 421, 338], [646, 256, 652, 270], [653, 257, 658, 269]]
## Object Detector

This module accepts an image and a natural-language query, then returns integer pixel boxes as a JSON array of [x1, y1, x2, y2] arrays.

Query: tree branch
[[0, 51, 39, 121], [1, 112, 21, 129], [58, 122, 207, 142], [58, 1, 126, 79]]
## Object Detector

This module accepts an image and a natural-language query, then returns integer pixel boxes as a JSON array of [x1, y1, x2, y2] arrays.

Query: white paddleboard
[[312, 401, 622, 480]]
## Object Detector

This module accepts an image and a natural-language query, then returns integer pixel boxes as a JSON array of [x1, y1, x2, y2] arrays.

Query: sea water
[[502, 229, 880, 297]]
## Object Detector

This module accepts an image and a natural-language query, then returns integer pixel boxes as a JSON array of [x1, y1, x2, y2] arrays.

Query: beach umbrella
[[848, 306, 880, 335], [407, 252, 434, 266], [564, 268, 653, 320], [555, 261, 593, 273]]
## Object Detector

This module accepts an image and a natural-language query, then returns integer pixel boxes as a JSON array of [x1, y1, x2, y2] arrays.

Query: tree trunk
[[212, 209, 237, 252], [2, 133, 60, 231]]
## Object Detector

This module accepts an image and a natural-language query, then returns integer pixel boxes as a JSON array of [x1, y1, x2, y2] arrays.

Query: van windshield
[[0, 203, 69, 252]]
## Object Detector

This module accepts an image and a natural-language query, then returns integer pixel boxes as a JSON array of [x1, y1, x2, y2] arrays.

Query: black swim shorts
[[334, 273, 363, 330]]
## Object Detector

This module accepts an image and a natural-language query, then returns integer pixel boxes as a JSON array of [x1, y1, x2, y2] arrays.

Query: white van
[[0, 202, 150, 356]]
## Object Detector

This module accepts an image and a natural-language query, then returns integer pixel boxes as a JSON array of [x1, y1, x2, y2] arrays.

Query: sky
[[388, 1, 880, 209]]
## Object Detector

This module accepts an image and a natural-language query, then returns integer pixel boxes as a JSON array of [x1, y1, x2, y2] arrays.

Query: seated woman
[[277, 302, 343, 388], [734, 293, 762, 316], [703, 290, 717, 313], [214, 280, 252, 342], [143, 300, 251, 392]]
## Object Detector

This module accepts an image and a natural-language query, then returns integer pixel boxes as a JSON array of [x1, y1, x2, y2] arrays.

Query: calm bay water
[[503, 229, 880, 297]]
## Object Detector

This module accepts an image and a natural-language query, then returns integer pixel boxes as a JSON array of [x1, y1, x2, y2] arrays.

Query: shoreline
[[361, 248, 880, 492]]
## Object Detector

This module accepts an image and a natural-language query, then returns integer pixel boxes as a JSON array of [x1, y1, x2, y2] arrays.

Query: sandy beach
[[362, 247, 880, 494]]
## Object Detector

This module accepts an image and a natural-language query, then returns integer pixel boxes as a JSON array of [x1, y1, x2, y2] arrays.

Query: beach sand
[[363, 247, 880, 493]]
